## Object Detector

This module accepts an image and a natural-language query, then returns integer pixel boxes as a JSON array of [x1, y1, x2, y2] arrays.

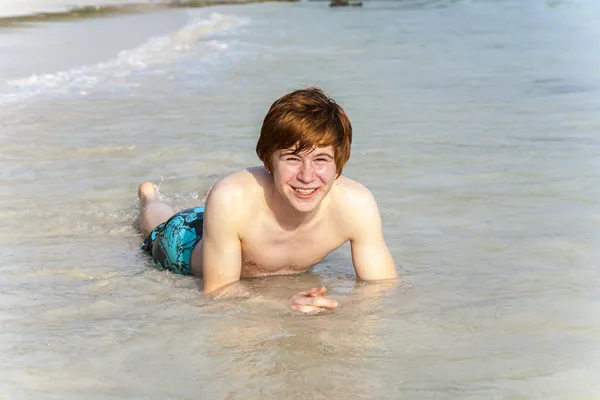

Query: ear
[[263, 162, 271, 175]]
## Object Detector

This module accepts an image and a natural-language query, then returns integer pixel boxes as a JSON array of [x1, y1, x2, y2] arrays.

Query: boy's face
[[269, 145, 337, 213]]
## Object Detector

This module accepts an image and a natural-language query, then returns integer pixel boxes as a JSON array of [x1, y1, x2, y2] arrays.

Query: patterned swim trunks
[[140, 206, 204, 275]]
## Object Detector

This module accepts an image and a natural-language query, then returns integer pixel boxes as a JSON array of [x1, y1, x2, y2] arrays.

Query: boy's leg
[[138, 182, 175, 237]]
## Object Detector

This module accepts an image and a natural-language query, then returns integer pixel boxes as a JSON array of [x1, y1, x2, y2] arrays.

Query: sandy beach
[[0, 0, 294, 20]]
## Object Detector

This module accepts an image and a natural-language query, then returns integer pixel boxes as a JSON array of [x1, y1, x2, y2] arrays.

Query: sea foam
[[3, 11, 248, 102]]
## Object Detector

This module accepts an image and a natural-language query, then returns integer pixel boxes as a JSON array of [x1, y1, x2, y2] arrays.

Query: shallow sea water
[[1, 0, 600, 398]]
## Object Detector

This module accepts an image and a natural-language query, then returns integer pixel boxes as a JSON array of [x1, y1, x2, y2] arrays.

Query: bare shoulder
[[206, 167, 268, 217], [332, 175, 379, 211], [330, 175, 382, 237], [207, 167, 267, 203]]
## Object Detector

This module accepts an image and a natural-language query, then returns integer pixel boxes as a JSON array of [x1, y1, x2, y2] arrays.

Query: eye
[[286, 156, 300, 162], [315, 158, 330, 162]]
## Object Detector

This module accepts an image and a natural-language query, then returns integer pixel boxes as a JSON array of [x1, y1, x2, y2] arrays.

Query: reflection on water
[[2, 0, 600, 398]]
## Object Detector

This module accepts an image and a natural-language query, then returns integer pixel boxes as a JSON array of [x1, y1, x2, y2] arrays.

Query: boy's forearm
[[339, 279, 399, 308], [204, 279, 254, 299], [204, 278, 400, 314]]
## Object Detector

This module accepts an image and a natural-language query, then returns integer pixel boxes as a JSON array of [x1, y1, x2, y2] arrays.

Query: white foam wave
[[4, 12, 248, 101]]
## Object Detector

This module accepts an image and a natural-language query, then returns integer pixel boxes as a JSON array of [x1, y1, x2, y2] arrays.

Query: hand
[[288, 287, 338, 314]]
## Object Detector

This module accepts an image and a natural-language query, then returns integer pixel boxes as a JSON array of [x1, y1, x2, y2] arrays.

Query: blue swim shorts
[[140, 206, 204, 275]]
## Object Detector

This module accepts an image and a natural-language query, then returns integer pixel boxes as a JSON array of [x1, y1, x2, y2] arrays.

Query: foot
[[138, 182, 157, 208], [137, 182, 174, 236]]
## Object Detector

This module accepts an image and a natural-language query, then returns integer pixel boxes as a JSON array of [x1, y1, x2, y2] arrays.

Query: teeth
[[295, 188, 316, 195]]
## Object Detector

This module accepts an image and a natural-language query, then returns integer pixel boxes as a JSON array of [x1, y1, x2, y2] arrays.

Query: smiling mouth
[[292, 187, 319, 196]]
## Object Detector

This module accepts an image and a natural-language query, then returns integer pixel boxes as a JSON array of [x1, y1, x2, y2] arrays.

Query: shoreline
[[0, 0, 296, 27], [1, 0, 252, 94]]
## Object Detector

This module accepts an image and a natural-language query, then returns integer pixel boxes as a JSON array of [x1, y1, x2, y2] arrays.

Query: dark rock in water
[[329, 0, 363, 6]]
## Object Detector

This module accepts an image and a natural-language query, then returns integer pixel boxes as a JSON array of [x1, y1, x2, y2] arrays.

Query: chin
[[290, 201, 319, 213], [285, 188, 325, 213]]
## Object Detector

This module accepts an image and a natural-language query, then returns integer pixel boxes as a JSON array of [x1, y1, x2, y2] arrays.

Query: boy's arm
[[288, 187, 397, 314], [201, 179, 243, 295], [348, 188, 398, 281]]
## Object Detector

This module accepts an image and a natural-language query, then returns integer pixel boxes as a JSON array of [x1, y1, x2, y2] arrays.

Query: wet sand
[[0, 0, 296, 26]]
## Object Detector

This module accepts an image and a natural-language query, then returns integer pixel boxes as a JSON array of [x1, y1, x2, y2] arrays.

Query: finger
[[292, 287, 327, 298], [308, 287, 327, 297], [290, 304, 328, 314], [292, 296, 338, 309]]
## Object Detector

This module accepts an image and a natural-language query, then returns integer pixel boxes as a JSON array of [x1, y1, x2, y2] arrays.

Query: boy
[[138, 87, 397, 314]]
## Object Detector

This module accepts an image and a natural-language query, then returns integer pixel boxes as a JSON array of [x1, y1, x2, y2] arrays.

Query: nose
[[297, 160, 315, 183]]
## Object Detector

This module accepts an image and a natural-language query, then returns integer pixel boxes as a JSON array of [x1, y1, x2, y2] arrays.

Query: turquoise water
[[1, 1, 600, 398]]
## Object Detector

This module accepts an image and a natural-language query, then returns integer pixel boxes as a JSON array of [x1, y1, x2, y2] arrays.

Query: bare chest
[[239, 226, 345, 278]]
